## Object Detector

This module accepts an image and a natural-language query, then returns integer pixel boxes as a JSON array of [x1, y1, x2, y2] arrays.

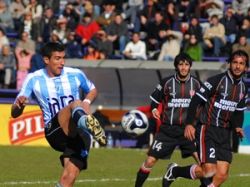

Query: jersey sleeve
[[77, 70, 95, 93], [185, 75, 220, 125], [230, 84, 248, 128], [16, 73, 34, 99], [230, 110, 244, 128], [236, 93, 248, 111], [195, 75, 220, 102], [185, 94, 206, 125], [150, 79, 166, 105]]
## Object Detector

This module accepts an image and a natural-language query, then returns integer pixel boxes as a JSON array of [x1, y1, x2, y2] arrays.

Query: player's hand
[[184, 124, 196, 141], [235, 127, 244, 139], [152, 108, 160, 120], [15, 96, 28, 109]]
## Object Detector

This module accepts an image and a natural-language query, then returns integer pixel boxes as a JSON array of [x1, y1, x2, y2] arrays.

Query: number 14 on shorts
[[152, 140, 163, 151]]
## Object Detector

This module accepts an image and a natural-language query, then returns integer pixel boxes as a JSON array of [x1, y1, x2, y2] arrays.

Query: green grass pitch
[[0, 146, 250, 187]]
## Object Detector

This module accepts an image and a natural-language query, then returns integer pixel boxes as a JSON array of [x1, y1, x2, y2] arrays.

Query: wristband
[[83, 99, 91, 104]]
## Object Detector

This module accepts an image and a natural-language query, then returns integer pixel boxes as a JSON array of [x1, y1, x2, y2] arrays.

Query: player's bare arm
[[11, 96, 28, 118], [82, 88, 97, 114], [235, 127, 244, 139], [150, 96, 161, 120], [152, 108, 160, 120]]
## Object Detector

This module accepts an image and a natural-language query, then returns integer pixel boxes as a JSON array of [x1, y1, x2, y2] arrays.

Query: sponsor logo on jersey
[[214, 99, 237, 111], [156, 84, 162, 91], [9, 111, 44, 145], [47, 95, 74, 117], [199, 87, 205, 93], [168, 98, 191, 107], [204, 81, 212, 90]]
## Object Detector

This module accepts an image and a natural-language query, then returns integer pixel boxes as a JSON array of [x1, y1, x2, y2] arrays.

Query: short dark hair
[[83, 12, 92, 18], [174, 53, 193, 68], [210, 14, 219, 20], [40, 42, 65, 58], [228, 50, 249, 67]]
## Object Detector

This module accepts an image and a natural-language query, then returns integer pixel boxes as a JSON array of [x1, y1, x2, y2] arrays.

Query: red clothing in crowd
[[75, 21, 100, 42]]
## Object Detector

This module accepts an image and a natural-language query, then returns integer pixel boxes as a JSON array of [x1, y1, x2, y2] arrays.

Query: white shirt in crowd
[[123, 40, 147, 60]]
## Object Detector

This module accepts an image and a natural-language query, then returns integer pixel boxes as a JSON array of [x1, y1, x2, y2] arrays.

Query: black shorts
[[196, 124, 232, 164], [148, 125, 196, 159], [44, 113, 91, 170]]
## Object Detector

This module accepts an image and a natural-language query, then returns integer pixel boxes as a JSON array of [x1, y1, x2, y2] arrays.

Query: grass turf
[[0, 146, 250, 187]]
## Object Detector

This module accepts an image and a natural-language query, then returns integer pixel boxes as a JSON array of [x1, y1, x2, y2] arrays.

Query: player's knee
[[145, 157, 157, 168], [202, 165, 217, 178], [61, 171, 77, 185], [193, 165, 203, 178], [203, 170, 216, 178], [70, 100, 82, 109]]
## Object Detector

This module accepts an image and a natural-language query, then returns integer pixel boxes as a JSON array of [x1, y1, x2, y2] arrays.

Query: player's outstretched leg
[[72, 107, 107, 145], [162, 163, 178, 187], [85, 114, 107, 145], [162, 163, 200, 187], [135, 163, 152, 187]]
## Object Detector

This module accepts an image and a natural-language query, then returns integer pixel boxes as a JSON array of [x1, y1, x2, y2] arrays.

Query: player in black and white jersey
[[162, 50, 249, 187], [135, 53, 201, 187]]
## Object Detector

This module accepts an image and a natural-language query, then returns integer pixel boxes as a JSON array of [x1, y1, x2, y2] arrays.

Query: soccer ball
[[121, 110, 149, 136]]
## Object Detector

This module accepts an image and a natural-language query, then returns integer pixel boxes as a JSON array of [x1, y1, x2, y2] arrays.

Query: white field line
[[1, 173, 250, 185]]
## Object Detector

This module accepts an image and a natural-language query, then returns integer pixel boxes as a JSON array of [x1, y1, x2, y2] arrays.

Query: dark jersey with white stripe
[[150, 73, 201, 126], [191, 71, 248, 128]]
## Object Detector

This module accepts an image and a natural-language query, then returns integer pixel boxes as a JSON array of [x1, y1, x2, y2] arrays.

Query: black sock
[[135, 169, 150, 187], [71, 107, 91, 145], [199, 177, 213, 187], [76, 128, 91, 149], [172, 165, 193, 179], [72, 107, 87, 130]]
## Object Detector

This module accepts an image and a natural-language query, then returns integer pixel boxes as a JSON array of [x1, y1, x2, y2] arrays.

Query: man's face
[[2, 46, 9, 55], [44, 51, 65, 77], [21, 32, 29, 41], [230, 56, 248, 79], [45, 8, 53, 18], [211, 17, 219, 25], [177, 60, 191, 78], [132, 33, 140, 43], [239, 36, 247, 45], [115, 15, 122, 24], [191, 18, 198, 26], [83, 16, 91, 24]]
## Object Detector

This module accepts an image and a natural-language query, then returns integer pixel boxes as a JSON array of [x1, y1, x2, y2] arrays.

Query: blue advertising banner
[[239, 111, 250, 154]]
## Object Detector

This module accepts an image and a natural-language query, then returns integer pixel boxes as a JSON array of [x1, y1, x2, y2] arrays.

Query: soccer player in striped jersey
[[162, 50, 249, 187], [11, 42, 106, 187], [135, 53, 201, 187]]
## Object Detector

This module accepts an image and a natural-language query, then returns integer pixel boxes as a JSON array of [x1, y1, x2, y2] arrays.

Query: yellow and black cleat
[[85, 115, 107, 146]]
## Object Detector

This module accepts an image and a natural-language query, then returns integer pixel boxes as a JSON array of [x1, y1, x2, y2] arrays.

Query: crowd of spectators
[[0, 0, 250, 89]]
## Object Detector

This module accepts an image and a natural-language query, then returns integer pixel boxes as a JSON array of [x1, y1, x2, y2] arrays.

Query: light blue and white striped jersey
[[16, 67, 95, 126]]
